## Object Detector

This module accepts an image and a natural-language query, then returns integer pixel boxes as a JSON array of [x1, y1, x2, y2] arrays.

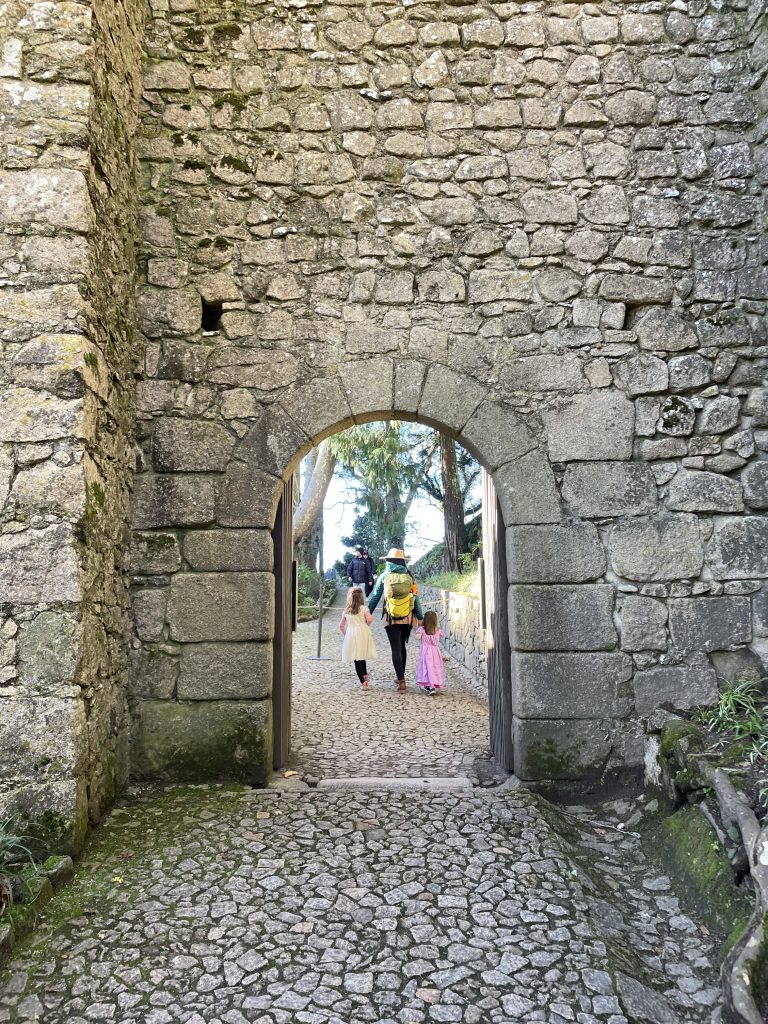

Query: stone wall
[[0, 0, 145, 851], [420, 585, 488, 695], [128, 0, 768, 794]]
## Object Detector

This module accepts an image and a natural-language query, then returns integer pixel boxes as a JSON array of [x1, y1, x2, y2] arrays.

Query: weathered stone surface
[[506, 523, 605, 583], [741, 461, 768, 509], [133, 475, 216, 528], [634, 307, 697, 352], [0, 525, 80, 603], [514, 718, 618, 780], [217, 463, 280, 528], [504, 353, 584, 392], [208, 349, 298, 390], [509, 584, 617, 651], [183, 529, 272, 572], [151, 418, 235, 472], [130, 532, 182, 574], [667, 470, 744, 513], [8, 460, 85, 519], [599, 276, 673, 306], [132, 700, 271, 783], [459, 402, 536, 472], [668, 354, 710, 392], [178, 642, 271, 699], [0, 169, 91, 231], [495, 450, 561, 526], [0, 696, 85, 785], [513, 653, 633, 718], [129, 647, 177, 699], [609, 514, 704, 581], [340, 357, 394, 420], [131, 589, 168, 643], [18, 612, 78, 693], [544, 392, 634, 461], [656, 396, 696, 437], [706, 517, 768, 579], [697, 396, 741, 434], [562, 463, 657, 518], [669, 597, 751, 655], [519, 189, 578, 224], [279, 379, 352, 443], [468, 270, 531, 303], [136, 287, 201, 337], [633, 665, 717, 714], [167, 572, 274, 641], [0, 389, 82, 443], [418, 365, 485, 433], [613, 353, 668, 396], [620, 597, 667, 652]]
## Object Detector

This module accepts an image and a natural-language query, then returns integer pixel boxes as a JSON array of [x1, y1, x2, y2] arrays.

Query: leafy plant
[[748, 736, 768, 766], [0, 818, 35, 914], [692, 680, 768, 740]]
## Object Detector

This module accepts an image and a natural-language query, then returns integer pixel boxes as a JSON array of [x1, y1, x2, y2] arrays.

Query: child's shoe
[[361, 675, 369, 690], [396, 678, 406, 692], [423, 686, 434, 695]]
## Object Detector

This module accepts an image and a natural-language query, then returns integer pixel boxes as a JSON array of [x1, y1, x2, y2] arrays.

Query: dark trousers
[[385, 624, 412, 681], [354, 660, 367, 683], [364, 581, 374, 598]]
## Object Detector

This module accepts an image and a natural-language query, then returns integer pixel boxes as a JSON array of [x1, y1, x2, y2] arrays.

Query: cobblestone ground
[[290, 610, 495, 782], [0, 786, 721, 1024]]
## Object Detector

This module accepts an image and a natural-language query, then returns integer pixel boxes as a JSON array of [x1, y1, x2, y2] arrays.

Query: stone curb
[[0, 855, 74, 969], [316, 776, 474, 792]]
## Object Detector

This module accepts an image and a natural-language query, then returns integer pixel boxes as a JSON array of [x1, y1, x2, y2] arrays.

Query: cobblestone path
[[290, 609, 495, 783], [0, 786, 721, 1024]]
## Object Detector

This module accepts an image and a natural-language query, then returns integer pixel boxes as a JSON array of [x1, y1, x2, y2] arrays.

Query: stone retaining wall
[[420, 585, 487, 696]]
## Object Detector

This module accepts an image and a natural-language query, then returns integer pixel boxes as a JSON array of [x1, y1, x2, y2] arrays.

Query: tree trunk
[[440, 434, 465, 572], [292, 440, 336, 542]]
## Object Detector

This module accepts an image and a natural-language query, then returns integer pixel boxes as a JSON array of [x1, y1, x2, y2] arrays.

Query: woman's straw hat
[[381, 547, 409, 561]]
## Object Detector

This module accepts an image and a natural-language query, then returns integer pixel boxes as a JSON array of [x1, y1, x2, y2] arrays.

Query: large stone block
[[513, 652, 633, 718], [0, 696, 85, 786], [509, 584, 617, 651], [339, 357, 395, 420], [130, 532, 182, 575], [506, 523, 605, 583], [667, 470, 744, 513], [17, 611, 78, 695], [418, 365, 486, 433], [706, 517, 768, 579], [669, 597, 752, 655], [544, 392, 634, 461], [178, 642, 271, 700], [459, 401, 536, 473], [633, 665, 717, 714], [136, 287, 201, 338], [562, 463, 657, 518], [609, 514, 704, 581], [131, 589, 168, 643], [741, 461, 768, 509], [0, 169, 91, 232], [129, 647, 178, 699], [279, 379, 353, 443], [504, 354, 584, 393], [0, 524, 80, 603], [513, 718, 625, 781], [132, 700, 271, 784], [167, 572, 274, 641], [520, 189, 578, 224], [235, 406, 310, 479], [495, 450, 561, 526], [183, 529, 272, 572], [8, 460, 85, 520], [208, 349, 298, 390], [468, 270, 532, 302], [217, 463, 280, 529], [0, 388, 82, 443], [151, 418, 235, 472], [620, 597, 667, 652], [133, 475, 217, 529]]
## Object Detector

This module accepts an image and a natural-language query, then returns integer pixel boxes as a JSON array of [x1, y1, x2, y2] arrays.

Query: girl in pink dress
[[416, 610, 448, 694]]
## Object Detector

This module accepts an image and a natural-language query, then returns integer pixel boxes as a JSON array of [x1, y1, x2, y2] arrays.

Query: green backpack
[[385, 572, 415, 620]]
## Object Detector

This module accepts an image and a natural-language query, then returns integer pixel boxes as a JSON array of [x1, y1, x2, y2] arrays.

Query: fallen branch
[[705, 766, 768, 1024]]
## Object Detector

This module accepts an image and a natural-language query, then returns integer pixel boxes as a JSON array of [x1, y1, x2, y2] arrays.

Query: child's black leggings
[[354, 660, 367, 683]]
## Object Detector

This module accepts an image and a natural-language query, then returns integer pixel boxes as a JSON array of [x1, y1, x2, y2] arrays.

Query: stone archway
[[130, 361, 641, 796]]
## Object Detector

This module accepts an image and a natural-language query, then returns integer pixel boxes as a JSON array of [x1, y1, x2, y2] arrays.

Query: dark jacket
[[368, 561, 424, 623], [347, 556, 372, 586]]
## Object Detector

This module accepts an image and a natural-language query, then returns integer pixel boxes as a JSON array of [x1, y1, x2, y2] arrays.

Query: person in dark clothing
[[362, 548, 375, 597], [367, 547, 424, 693], [347, 547, 372, 590]]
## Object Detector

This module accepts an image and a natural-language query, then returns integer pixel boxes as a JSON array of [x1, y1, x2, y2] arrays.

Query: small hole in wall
[[201, 297, 223, 332]]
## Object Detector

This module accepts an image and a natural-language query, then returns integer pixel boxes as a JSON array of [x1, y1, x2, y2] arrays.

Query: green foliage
[[422, 566, 479, 597], [0, 818, 35, 914], [297, 564, 336, 617], [692, 679, 768, 741], [410, 515, 481, 579]]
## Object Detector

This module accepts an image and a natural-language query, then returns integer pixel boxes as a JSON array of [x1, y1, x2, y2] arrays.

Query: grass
[[692, 679, 768, 745], [0, 818, 35, 914], [422, 567, 479, 597]]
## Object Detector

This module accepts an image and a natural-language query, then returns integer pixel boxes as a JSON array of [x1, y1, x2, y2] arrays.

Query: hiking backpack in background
[[385, 572, 415, 620]]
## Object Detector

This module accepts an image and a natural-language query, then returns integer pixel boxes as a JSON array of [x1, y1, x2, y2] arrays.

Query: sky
[[320, 473, 445, 571]]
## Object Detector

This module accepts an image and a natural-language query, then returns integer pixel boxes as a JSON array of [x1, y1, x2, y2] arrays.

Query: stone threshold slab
[[315, 776, 474, 792]]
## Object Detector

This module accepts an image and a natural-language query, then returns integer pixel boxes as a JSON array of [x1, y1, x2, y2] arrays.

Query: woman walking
[[367, 548, 423, 693]]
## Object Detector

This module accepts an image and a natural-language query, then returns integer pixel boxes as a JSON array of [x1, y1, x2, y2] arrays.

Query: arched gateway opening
[[130, 363, 643, 798]]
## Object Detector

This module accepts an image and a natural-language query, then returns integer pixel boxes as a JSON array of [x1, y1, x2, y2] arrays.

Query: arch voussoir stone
[[339, 357, 395, 422], [418, 365, 486, 435], [458, 401, 537, 473], [279, 378, 354, 447]]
